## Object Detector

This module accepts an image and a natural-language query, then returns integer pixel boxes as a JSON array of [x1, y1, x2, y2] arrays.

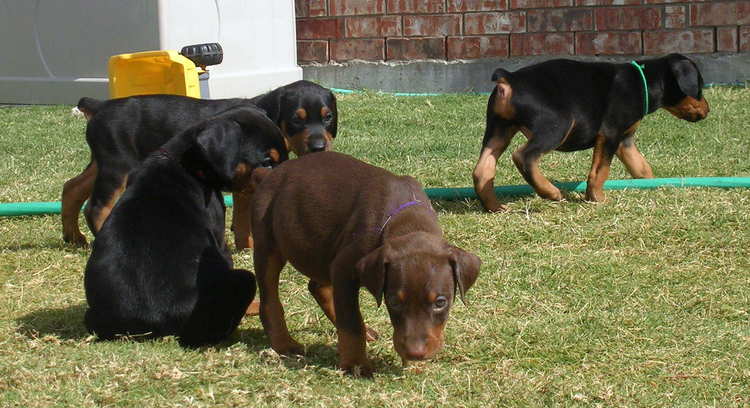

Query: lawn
[[1, 87, 749, 407]]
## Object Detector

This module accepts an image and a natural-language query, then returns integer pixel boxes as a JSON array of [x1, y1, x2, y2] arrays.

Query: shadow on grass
[[0, 241, 91, 253], [432, 187, 589, 215], [432, 198, 487, 215], [235, 326, 402, 377], [16, 302, 90, 340]]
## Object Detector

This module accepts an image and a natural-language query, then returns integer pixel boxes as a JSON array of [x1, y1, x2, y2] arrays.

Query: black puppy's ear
[[448, 245, 481, 305], [184, 120, 243, 189], [356, 244, 390, 307], [230, 107, 288, 163], [185, 107, 286, 190], [669, 56, 703, 99]]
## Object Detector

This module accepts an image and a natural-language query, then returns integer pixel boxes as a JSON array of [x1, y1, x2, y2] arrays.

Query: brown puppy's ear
[[356, 244, 390, 307], [448, 245, 482, 305]]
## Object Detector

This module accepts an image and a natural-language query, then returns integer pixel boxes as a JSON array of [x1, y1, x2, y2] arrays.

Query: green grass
[[1, 88, 750, 407]]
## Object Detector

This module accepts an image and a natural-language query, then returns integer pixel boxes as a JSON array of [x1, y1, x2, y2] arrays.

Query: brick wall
[[295, 0, 750, 64]]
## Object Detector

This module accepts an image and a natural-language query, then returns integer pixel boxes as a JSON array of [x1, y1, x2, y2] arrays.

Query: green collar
[[630, 61, 649, 116]]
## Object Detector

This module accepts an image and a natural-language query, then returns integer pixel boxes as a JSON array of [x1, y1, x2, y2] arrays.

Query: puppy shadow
[[236, 328, 398, 377], [0, 241, 89, 253], [431, 198, 487, 215], [16, 303, 90, 341]]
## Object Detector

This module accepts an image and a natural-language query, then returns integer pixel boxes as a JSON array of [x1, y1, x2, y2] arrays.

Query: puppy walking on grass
[[250, 151, 481, 377]]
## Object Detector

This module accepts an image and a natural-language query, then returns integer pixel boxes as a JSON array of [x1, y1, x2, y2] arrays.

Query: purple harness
[[379, 200, 424, 233], [350, 199, 428, 240]]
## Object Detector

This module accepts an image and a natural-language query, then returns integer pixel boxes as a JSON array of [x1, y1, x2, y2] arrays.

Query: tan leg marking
[[245, 300, 260, 316], [61, 161, 98, 245], [585, 134, 613, 202], [511, 142, 563, 201], [615, 122, 654, 179], [472, 126, 517, 212], [86, 175, 127, 234]]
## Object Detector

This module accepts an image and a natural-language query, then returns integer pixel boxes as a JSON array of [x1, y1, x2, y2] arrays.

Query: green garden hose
[[1, 177, 749, 217]]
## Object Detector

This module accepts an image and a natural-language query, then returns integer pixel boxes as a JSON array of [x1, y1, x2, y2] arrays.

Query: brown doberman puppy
[[473, 53, 710, 212], [251, 152, 481, 377]]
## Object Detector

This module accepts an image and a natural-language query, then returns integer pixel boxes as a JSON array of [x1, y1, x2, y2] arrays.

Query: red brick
[[691, 3, 737, 26], [387, 37, 445, 60], [643, 29, 714, 55], [665, 5, 686, 29], [295, 0, 327, 17], [739, 1, 750, 25], [527, 9, 592, 32], [345, 16, 402, 38], [297, 40, 329, 63], [447, 0, 508, 12], [447, 35, 509, 59], [644, 0, 707, 3], [510, 0, 572, 9], [595, 7, 661, 30], [577, 0, 641, 5], [331, 38, 385, 61], [741, 26, 750, 52], [717, 27, 738, 52], [330, 0, 385, 16], [387, 0, 445, 13], [576, 31, 641, 55], [296, 19, 343, 40], [404, 15, 461, 36], [465, 11, 526, 34], [510, 32, 574, 56]]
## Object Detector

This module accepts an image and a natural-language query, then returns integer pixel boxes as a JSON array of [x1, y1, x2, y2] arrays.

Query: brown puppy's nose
[[403, 343, 428, 361]]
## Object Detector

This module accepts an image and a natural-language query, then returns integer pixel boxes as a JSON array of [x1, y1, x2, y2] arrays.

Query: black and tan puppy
[[251, 152, 481, 376], [62, 80, 337, 248], [473, 53, 710, 212], [84, 106, 287, 347]]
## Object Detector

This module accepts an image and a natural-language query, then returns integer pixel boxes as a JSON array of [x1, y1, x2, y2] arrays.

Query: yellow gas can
[[108, 50, 202, 98]]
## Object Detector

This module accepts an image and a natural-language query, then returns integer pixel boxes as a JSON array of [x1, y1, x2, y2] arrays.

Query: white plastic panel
[[0, 0, 300, 104]]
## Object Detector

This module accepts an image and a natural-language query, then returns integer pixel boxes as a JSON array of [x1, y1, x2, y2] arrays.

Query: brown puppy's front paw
[[271, 338, 305, 356], [365, 326, 379, 342], [340, 359, 374, 378]]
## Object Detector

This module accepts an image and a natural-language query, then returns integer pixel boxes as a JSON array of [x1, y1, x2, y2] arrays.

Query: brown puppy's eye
[[324, 112, 333, 122], [433, 296, 448, 311]]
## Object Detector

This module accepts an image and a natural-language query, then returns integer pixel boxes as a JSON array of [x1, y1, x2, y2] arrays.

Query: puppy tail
[[75, 97, 104, 121], [490, 68, 512, 83]]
